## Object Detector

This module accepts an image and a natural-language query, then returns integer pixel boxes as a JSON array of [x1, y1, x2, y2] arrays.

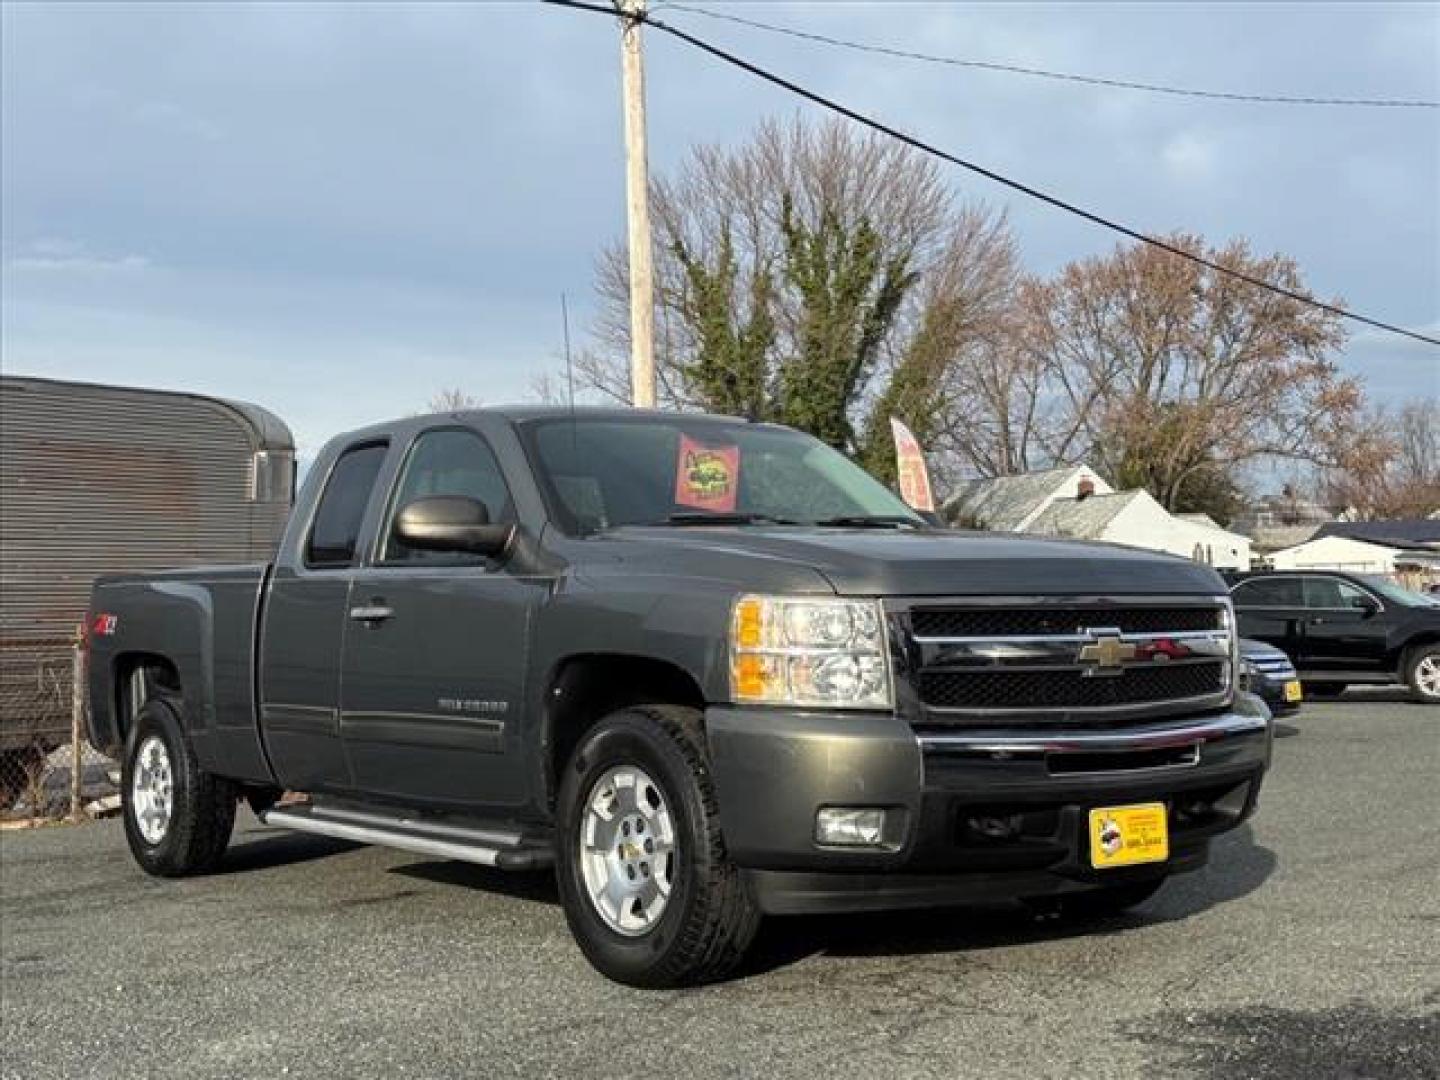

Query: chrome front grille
[[899, 598, 1234, 720], [919, 662, 1228, 710], [910, 605, 1223, 639]]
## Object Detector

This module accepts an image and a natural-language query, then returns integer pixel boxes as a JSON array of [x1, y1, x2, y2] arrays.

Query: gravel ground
[[2, 691, 1437, 1080]]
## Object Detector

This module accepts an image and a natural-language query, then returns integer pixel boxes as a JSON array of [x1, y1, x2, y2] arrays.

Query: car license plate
[[1284, 680, 1303, 703], [1089, 803, 1169, 869]]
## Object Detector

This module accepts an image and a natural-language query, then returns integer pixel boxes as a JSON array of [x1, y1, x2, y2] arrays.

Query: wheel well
[[1401, 634, 1440, 673], [544, 654, 706, 808], [112, 653, 180, 743]]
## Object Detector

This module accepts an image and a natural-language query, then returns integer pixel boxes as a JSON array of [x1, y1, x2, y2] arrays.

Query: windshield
[[522, 417, 923, 533], [1358, 574, 1440, 607]]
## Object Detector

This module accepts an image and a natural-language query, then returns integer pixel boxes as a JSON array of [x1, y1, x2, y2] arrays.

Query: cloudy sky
[[3, 1, 1437, 459]]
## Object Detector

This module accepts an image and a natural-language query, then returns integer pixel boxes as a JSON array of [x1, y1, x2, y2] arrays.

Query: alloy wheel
[[578, 765, 678, 936], [131, 735, 174, 845]]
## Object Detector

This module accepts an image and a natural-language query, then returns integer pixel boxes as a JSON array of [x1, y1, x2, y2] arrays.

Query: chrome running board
[[260, 804, 554, 870]]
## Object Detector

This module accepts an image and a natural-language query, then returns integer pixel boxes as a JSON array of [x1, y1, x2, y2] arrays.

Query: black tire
[[1061, 877, 1166, 920], [1403, 645, 1440, 705], [122, 694, 238, 877], [556, 705, 761, 987], [1303, 681, 1347, 698]]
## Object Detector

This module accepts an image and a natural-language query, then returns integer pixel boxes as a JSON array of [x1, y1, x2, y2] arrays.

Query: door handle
[[1307, 616, 1326, 626], [349, 604, 394, 623]]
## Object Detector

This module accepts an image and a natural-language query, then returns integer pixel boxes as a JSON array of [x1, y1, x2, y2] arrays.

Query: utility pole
[[618, 0, 656, 407]]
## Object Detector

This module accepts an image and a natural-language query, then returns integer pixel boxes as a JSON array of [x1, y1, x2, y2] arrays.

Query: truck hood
[[606, 526, 1227, 597]]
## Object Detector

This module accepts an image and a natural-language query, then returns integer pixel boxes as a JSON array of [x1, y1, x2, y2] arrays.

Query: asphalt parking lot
[[2, 691, 1437, 1080]]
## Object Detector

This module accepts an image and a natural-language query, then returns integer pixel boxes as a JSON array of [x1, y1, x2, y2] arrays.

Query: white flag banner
[[889, 417, 935, 513]]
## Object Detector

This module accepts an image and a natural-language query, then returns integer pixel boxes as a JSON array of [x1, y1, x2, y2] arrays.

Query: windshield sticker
[[674, 435, 740, 512]]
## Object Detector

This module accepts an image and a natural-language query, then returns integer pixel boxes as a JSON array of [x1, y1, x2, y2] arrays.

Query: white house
[[1269, 535, 1397, 572], [944, 465, 1252, 570], [1264, 520, 1440, 587], [1267, 534, 1440, 575], [945, 465, 1114, 532]]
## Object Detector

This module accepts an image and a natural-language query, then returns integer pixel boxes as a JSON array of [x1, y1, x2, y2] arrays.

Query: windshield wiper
[[644, 512, 801, 527], [811, 515, 922, 529]]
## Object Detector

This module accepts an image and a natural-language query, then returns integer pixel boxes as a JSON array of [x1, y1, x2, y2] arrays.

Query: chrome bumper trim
[[916, 710, 1269, 756]]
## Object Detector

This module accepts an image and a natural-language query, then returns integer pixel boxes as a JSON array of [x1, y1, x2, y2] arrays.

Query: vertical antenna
[[561, 292, 576, 414], [561, 292, 580, 495]]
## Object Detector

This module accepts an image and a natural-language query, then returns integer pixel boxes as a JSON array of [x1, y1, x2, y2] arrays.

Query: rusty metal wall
[[0, 376, 295, 751]]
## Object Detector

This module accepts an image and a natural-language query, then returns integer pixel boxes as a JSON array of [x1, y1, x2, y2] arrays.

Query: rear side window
[[1304, 577, 1368, 609], [306, 442, 388, 567], [1231, 577, 1303, 607]]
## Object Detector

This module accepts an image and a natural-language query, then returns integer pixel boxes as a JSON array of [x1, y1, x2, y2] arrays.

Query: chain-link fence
[[1, 634, 118, 824]]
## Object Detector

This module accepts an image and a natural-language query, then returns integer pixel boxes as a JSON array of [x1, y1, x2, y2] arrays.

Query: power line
[[663, 2, 1440, 110], [544, 0, 1440, 349]]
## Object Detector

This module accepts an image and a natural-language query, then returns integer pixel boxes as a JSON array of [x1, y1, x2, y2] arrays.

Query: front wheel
[[122, 695, 238, 877], [556, 705, 760, 987], [1404, 646, 1440, 704]]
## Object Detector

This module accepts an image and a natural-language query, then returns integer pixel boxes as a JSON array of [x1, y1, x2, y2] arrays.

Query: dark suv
[[1228, 571, 1440, 702]]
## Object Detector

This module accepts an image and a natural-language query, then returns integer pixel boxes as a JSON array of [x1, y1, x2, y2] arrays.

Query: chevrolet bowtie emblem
[[1077, 632, 1137, 674]]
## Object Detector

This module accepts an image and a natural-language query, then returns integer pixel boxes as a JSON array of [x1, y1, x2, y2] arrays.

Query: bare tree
[[528, 371, 569, 406], [572, 119, 1373, 517], [576, 115, 1016, 481], [1018, 234, 1358, 512], [858, 206, 1025, 483], [426, 388, 483, 412], [1325, 400, 1440, 518]]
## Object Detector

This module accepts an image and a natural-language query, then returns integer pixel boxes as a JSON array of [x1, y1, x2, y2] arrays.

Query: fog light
[[815, 807, 887, 847]]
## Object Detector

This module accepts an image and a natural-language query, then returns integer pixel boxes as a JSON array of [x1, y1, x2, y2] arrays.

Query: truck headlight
[[730, 595, 893, 709]]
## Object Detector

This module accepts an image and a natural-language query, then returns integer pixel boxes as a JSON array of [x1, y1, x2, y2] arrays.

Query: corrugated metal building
[[0, 375, 294, 753]]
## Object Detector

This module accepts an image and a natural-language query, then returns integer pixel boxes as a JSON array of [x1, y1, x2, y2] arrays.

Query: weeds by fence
[[0, 633, 116, 824]]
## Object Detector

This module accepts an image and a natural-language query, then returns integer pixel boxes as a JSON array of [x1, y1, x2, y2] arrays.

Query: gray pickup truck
[[87, 408, 1271, 986]]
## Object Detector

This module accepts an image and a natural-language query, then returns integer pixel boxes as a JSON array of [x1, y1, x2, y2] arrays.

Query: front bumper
[[706, 695, 1272, 914], [1250, 673, 1302, 716]]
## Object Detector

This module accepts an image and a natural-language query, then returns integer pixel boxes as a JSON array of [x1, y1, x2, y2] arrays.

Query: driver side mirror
[[394, 496, 513, 559]]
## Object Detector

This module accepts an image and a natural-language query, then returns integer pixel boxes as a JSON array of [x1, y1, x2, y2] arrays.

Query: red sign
[[674, 435, 740, 512], [890, 418, 935, 512]]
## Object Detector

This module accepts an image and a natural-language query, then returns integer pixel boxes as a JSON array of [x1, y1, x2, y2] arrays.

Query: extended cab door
[[337, 425, 543, 809], [259, 440, 389, 792], [1298, 575, 1389, 673]]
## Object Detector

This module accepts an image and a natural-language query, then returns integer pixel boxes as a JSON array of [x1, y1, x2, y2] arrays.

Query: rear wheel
[[1404, 646, 1440, 704], [1303, 681, 1347, 698], [556, 705, 760, 987], [122, 695, 238, 877]]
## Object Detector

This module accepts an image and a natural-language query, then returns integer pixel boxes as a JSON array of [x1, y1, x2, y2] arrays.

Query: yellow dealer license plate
[[1284, 680, 1303, 703], [1089, 803, 1169, 869]]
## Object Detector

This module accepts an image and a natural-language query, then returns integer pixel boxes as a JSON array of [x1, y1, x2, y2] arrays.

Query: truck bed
[[88, 564, 274, 783]]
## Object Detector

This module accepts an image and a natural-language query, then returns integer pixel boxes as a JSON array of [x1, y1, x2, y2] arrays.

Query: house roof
[[1027, 491, 1145, 540], [1246, 523, 1322, 553], [1313, 519, 1440, 549], [943, 465, 1088, 531], [1177, 512, 1221, 530]]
